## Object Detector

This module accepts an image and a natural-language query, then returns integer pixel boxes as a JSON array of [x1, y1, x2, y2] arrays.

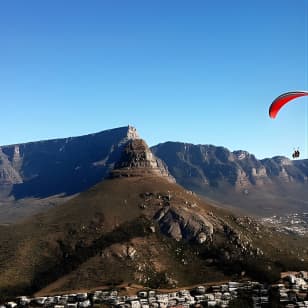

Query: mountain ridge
[[151, 141, 308, 215], [0, 126, 308, 222], [0, 125, 139, 194]]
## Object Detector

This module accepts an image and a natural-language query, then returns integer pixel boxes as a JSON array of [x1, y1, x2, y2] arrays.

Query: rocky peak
[[115, 139, 158, 169], [126, 125, 139, 140], [111, 139, 175, 182], [0, 147, 23, 185], [233, 150, 250, 160]]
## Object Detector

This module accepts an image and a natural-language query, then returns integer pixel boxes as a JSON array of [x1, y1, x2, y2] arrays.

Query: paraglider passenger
[[292, 150, 300, 159]]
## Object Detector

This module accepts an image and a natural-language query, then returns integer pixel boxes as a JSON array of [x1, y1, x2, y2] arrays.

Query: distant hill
[[152, 142, 308, 216], [0, 138, 307, 300]]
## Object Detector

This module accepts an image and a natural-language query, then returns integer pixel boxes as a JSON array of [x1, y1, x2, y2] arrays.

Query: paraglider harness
[[292, 149, 300, 159]]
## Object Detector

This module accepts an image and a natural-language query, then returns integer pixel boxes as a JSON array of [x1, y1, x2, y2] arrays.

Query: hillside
[[152, 142, 308, 216], [0, 139, 307, 301]]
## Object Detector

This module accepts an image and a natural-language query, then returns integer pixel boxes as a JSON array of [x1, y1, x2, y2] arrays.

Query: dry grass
[[0, 175, 307, 300]]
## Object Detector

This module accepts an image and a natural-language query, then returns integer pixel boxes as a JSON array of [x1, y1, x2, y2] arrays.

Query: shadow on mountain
[[10, 165, 108, 199]]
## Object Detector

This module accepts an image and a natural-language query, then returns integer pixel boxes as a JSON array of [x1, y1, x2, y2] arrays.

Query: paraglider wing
[[269, 91, 308, 119]]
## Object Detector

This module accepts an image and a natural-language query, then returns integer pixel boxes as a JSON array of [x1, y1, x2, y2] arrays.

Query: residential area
[[261, 213, 308, 237], [1, 272, 307, 308]]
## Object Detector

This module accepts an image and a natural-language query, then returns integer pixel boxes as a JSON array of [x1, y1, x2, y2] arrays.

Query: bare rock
[[154, 206, 213, 242]]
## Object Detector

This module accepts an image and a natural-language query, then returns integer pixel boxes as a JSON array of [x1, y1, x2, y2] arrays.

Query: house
[[78, 299, 91, 307], [110, 290, 118, 297], [58, 295, 69, 305], [33, 297, 47, 305], [176, 297, 186, 304], [204, 293, 215, 301], [221, 284, 228, 292], [281, 272, 299, 279], [139, 298, 148, 305], [168, 292, 179, 298], [207, 300, 217, 307], [147, 297, 157, 304], [286, 275, 296, 284], [299, 271, 308, 279], [228, 281, 242, 288], [43, 297, 57, 307], [15, 296, 31, 306], [137, 291, 148, 299], [221, 292, 231, 300], [295, 278, 307, 288], [260, 296, 269, 304], [67, 294, 77, 303], [179, 289, 190, 297], [168, 298, 178, 307], [130, 300, 141, 308], [214, 292, 222, 299], [76, 293, 88, 301], [185, 296, 195, 305], [195, 286, 206, 294], [211, 285, 221, 292], [194, 295, 205, 303], [279, 291, 289, 300]]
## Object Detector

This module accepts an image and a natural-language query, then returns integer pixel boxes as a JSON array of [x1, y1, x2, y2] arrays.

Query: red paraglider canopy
[[269, 91, 308, 119]]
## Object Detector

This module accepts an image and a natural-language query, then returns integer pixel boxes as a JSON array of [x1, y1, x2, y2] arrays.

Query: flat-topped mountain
[[0, 126, 143, 222], [0, 126, 139, 198]]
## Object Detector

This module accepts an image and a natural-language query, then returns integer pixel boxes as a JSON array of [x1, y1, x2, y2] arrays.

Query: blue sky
[[0, 1, 307, 159]]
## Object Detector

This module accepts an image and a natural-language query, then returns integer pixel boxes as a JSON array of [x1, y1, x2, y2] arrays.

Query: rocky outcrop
[[111, 139, 175, 182], [0, 148, 23, 185], [154, 205, 213, 242]]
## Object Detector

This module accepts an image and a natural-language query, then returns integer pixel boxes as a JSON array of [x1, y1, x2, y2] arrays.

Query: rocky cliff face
[[152, 142, 308, 189], [111, 139, 175, 182], [0, 126, 140, 199], [152, 142, 308, 215], [0, 148, 23, 185]]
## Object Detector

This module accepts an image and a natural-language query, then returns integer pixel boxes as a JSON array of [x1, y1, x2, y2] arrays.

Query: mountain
[[1, 126, 308, 222], [0, 138, 307, 300], [0, 126, 140, 197], [151, 142, 308, 216], [0, 126, 143, 222]]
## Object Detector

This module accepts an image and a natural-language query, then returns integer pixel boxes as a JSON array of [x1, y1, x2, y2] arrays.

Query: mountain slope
[[0, 126, 141, 222], [152, 142, 308, 216], [0, 126, 139, 198], [0, 139, 307, 300]]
